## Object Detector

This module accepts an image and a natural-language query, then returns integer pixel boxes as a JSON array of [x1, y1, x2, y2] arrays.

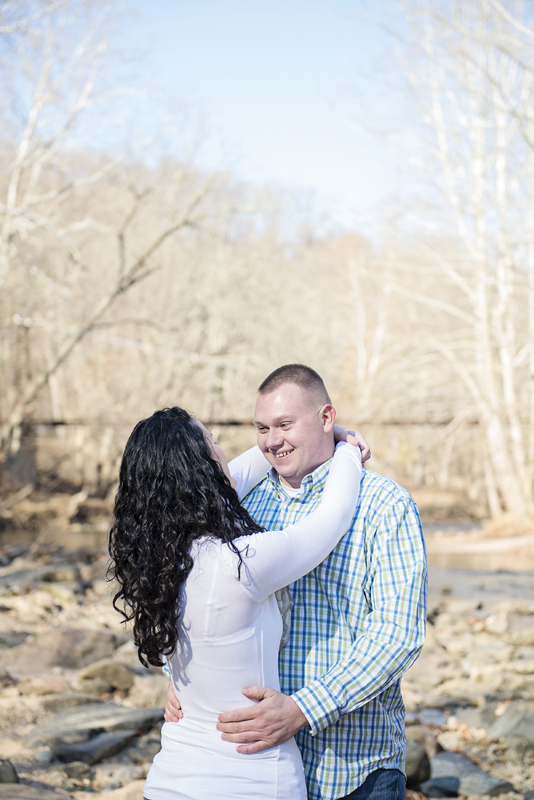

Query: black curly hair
[[108, 407, 263, 668]]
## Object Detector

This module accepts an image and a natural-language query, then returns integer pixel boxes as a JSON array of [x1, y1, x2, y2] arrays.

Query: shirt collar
[[267, 455, 333, 497]]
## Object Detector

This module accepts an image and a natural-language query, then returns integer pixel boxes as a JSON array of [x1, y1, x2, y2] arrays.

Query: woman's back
[[144, 538, 307, 800]]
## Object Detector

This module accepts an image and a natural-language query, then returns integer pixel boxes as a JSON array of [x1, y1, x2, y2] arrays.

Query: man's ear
[[320, 404, 336, 433]]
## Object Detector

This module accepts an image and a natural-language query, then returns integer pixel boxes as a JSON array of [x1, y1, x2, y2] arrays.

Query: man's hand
[[216, 686, 309, 754], [164, 681, 183, 722]]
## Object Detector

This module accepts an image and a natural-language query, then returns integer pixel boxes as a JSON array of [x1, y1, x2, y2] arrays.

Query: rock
[[42, 692, 102, 713], [42, 564, 81, 583], [27, 702, 164, 747], [0, 786, 72, 798], [436, 730, 463, 750], [3, 627, 116, 678], [33, 590, 55, 609], [488, 699, 534, 742], [406, 725, 442, 757], [78, 659, 134, 694], [417, 708, 448, 727], [61, 760, 92, 780], [137, 730, 161, 756], [405, 738, 431, 786], [99, 780, 146, 800], [0, 737, 28, 760], [0, 666, 15, 686], [34, 748, 53, 763], [417, 693, 462, 711], [46, 583, 76, 604], [0, 631, 30, 647], [19, 675, 72, 696], [402, 648, 457, 691], [510, 622, 534, 646], [127, 672, 169, 707], [0, 759, 18, 783], [434, 677, 487, 705], [420, 775, 460, 797], [503, 734, 534, 764], [108, 765, 138, 786], [456, 703, 498, 729], [0, 567, 53, 593], [113, 640, 141, 670], [525, 791, 534, 800], [80, 677, 112, 695], [508, 659, 534, 674], [423, 751, 514, 796], [56, 730, 137, 764], [127, 747, 149, 764]]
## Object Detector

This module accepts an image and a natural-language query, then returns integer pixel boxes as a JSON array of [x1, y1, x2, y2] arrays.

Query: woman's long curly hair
[[108, 407, 263, 668]]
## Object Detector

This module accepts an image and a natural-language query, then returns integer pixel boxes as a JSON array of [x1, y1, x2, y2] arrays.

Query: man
[[166, 364, 427, 800]]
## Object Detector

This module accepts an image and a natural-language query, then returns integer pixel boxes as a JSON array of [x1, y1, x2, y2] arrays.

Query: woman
[[109, 407, 364, 800]]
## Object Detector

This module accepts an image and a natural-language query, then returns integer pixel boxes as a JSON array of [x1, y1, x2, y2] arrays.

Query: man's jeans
[[339, 768, 406, 800]]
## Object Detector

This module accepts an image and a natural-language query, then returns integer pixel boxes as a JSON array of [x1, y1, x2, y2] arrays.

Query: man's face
[[253, 383, 336, 488]]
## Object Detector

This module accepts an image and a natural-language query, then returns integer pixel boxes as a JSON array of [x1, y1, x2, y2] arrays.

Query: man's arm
[[292, 497, 427, 733], [217, 498, 427, 751]]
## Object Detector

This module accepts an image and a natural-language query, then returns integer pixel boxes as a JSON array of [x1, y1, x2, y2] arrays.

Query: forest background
[[2, 0, 534, 534]]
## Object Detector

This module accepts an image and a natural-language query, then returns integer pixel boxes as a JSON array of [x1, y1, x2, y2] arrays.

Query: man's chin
[[269, 458, 293, 474], [270, 461, 300, 484]]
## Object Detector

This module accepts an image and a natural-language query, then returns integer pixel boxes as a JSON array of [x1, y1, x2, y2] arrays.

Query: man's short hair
[[258, 364, 331, 405]]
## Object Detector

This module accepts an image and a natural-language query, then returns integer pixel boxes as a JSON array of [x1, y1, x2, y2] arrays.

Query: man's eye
[[280, 423, 290, 429]]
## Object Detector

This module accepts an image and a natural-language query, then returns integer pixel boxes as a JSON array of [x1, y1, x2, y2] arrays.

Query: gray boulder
[[406, 725, 441, 757], [488, 699, 534, 742], [78, 659, 134, 694], [456, 703, 498, 729], [56, 730, 137, 765], [62, 761, 92, 780], [3, 627, 116, 678], [0, 786, 72, 799], [42, 693, 102, 714], [421, 751, 514, 797], [405, 738, 431, 786], [417, 708, 448, 727], [0, 567, 55, 593], [419, 775, 459, 797], [0, 759, 18, 783], [27, 702, 163, 747], [503, 734, 534, 765]]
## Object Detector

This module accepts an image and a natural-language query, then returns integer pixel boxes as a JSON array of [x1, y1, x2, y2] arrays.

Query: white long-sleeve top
[[144, 442, 363, 800]]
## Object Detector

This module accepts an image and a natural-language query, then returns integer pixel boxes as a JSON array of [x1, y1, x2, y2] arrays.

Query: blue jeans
[[338, 769, 406, 800]]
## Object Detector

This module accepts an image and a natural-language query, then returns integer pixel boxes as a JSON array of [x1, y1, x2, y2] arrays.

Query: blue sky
[[122, 0, 407, 230]]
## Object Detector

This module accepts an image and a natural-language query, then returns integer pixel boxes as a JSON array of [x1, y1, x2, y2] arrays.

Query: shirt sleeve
[[290, 497, 427, 734], [229, 446, 272, 501], [236, 443, 363, 602]]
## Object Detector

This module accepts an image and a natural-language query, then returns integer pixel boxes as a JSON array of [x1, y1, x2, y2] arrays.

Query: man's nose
[[266, 428, 283, 449]]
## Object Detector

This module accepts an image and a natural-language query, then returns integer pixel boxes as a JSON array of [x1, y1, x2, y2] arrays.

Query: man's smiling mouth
[[271, 449, 294, 459]]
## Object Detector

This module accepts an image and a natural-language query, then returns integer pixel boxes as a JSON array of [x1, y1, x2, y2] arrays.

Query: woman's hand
[[333, 425, 371, 463], [164, 682, 183, 722]]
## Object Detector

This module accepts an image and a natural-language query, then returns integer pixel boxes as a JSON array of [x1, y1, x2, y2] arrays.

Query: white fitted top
[[144, 443, 363, 800]]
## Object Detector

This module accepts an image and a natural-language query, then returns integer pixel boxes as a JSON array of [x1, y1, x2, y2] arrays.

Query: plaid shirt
[[242, 459, 427, 800]]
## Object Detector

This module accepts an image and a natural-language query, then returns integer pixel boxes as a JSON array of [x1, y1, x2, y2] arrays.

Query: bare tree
[[385, 0, 534, 517], [0, 0, 233, 453]]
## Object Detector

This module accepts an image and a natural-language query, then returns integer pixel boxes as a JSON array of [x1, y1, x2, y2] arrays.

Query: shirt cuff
[[291, 679, 340, 736]]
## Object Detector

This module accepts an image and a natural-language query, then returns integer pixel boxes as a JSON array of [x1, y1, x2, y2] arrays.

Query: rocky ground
[[0, 544, 531, 799]]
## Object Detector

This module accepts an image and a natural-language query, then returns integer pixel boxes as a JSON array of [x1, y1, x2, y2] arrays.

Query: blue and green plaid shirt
[[242, 459, 427, 800]]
